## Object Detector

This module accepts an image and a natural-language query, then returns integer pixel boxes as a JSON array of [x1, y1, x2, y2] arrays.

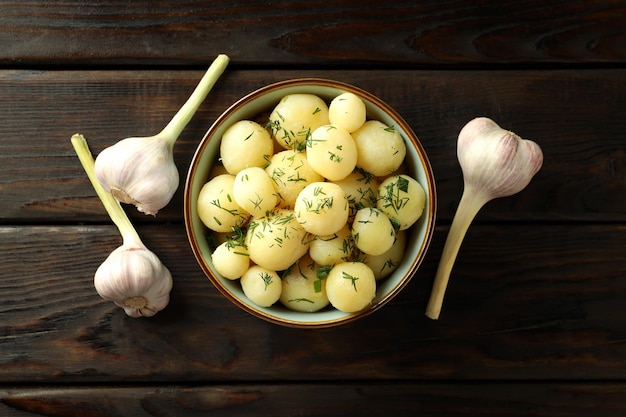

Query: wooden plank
[[1, 69, 625, 223], [1, 223, 626, 383], [1, 1, 625, 67], [2, 383, 626, 417]]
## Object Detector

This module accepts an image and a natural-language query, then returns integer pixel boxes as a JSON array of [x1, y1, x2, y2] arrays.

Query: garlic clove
[[95, 136, 179, 216], [94, 241, 173, 318]]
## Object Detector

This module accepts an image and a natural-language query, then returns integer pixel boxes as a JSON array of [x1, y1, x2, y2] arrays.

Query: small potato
[[233, 167, 278, 216], [220, 120, 274, 174], [197, 174, 250, 233], [211, 240, 250, 280], [306, 125, 357, 181], [268, 94, 330, 150], [309, 224, 354, 266], [280, 254, 329, 312], [241, 265, 282, 307], [362, 230, 406, 280], [294, 182, 349, 236], [245, 209, 310, 271], [377, 174, 426, 230], [352, 120, 406, 176], [325, 262, 376, 313], [334, 168, 379, 221], [328, 92, 367, 133], [351, 207, 395, 256], [265, 149, 324, 209]]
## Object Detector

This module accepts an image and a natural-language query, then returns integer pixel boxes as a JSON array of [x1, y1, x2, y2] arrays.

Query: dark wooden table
[[2, 1, 626, 415]]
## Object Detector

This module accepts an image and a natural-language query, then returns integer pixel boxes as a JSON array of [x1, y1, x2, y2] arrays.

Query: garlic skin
[[94, 240, 173, 318], [95, 136, 178, 216], [425, 117, 543, 320]]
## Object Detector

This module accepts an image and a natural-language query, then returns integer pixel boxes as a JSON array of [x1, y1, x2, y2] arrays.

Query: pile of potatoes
[[197, 91, 426, 313]]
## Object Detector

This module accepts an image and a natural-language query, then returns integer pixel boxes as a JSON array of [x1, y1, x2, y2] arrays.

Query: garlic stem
[[157, 54, 230, 149], [71, 133, 141, 244], [425, 186, 486, 320]]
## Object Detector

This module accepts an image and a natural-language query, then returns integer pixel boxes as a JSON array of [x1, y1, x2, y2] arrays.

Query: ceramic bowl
[[184, 78, 436, 328]]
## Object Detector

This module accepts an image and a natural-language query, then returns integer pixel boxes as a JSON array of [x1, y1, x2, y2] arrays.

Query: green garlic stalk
[[72, 134, 173, 318], [94, 54, 230, 215], [425, 117, 543, 320]]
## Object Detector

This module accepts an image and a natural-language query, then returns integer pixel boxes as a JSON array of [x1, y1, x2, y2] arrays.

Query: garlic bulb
[[95, 136, 179, 216], [456, 117, 544, 201], [425, 117, 543, 320], [72, 134, 173, 317], [95, 54, 230, 215], [94, 240, 173, 318]]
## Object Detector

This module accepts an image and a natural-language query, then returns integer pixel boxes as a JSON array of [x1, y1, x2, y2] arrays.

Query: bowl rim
[[184, 77, 437, 328]]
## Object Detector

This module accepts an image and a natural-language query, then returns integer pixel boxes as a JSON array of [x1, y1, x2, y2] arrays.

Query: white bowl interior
[[185, 79, 436, 327]]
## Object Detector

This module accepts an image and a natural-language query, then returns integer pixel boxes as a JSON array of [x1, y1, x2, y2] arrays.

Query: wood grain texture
[[1, 1, 625, 67], [2, 383, 626, 417], [2, 223, 625, 383], [1, 69, 625, 223], [2, 1, 626, 414]]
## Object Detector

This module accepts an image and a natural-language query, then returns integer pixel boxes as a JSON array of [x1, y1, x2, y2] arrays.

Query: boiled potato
[[334, 168, 379, 221], [362, 230, 406, 280], [245, 208, 310, 271], [211, 240, 250, 280], [265, 149, 324, 209], [351, 207, 395, 256], [280, 254, 329, 312], [220, 120, 274, 174], [309, 224, 354, 266], [328, 92, 366, 133], [377, 174, 426, 230], [306, 125, 358, 181], [268, 94, 330, 150], [352, 120, 406, 176], [197, 174, 250, 233], [294, 182, 349, 236], [233, 167, 278, 216], [241, 265, 282, 307], [325, 262, 376, 313]]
